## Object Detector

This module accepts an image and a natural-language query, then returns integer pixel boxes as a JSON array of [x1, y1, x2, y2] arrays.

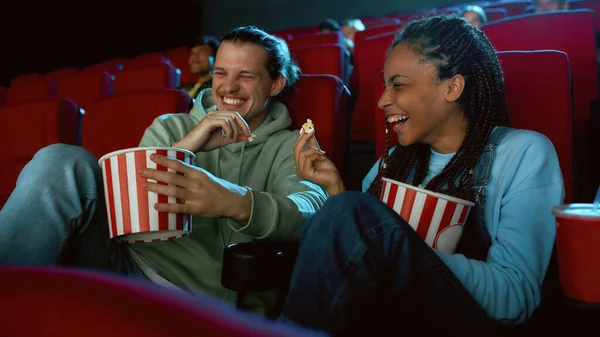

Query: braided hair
[[366, 15, 511, 201]]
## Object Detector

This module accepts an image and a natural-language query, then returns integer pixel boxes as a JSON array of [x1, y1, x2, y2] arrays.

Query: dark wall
[[0, 0, 204, 86], [1, 0, 476, 86]]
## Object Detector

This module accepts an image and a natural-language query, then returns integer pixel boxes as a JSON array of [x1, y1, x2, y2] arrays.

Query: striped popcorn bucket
[[380, 178, 475, 254], [98, 147, 195, 243]]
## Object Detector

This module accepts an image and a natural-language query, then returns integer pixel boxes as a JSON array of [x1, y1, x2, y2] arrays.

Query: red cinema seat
[[5, 79, 57, 106], [498, 50, 574, 203], [112, 63, 179, 96], [166, 46, 198, 87], [81, 89, 191, 158], [123, 52, 169, 69], [482, 9, 597, 136], [374, 50, 574, 202], [484, 8, 509, 22], [568, 0, 600, 32], [44, 67, 79, 81], [353, 24, 403, 46], [80, 57, 128, 76], [56, 71, 113, 107], [286, 32, 344, 50], [351, 31, 396, 141], [0, 267, 327, 337], [0, 98, 80, 208], [482, 0, 533, 16], [272, 25, 320, 40], [291, 44, 348, 83], [10, 72, 42, 87], [279, 74, 349, 169], [360, 17, 402, 29]]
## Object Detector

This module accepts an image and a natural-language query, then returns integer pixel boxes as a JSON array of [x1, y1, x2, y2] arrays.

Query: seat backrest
[[361, 17, 401, 29], [80, 57, 128, 76], [484, 8, 509, 22], [166, 46, 197, 86], [0, 267, 326, 337], [353, 24, 403, 47], [0, 98, 80, 206], [482, 9, 598, 136], [56, 71, 113, 107], [272, 25, 320, 40], [81, 89, 191, 158], [498, 50, 574, 203], [278, 74, 349, 169], [113, 63, 179, 96], [0, 98, 80, 160], [10, 72, 42, 87], [5, 79, 57, 106], [374, 50, 574, 202], [291, 44, 348, 83], [351, 31, 396, 141], [482, 0, 533, 16], [286, 32, 344, 50], [568, 0, 600, 32], [123, 52, 169, 69], [44, 67, 79, 81]]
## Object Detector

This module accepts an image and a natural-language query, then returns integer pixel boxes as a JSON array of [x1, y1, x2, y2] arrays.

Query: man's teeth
[[224, 97, 245, 105], [387, 115, 409, 124]]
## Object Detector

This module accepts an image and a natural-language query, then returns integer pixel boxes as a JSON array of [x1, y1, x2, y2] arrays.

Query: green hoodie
[[133, 89, 327, 311]]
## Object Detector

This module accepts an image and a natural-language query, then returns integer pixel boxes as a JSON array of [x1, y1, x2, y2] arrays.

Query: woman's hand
[[293, 129, 345, 196]]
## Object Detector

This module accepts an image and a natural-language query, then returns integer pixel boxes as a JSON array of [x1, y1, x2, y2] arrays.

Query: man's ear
[[444, 74, 466, 103], [270, 75, 287, 96]]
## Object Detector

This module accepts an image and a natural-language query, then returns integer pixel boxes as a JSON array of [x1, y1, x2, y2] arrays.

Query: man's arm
[[225, 138, 328, 240]]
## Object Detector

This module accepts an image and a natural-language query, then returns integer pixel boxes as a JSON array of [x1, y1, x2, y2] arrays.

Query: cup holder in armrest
[[221, 241, 299, 293]]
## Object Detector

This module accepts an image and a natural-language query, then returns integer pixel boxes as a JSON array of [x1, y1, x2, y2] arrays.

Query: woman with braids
[[281, 15, 564, 336]]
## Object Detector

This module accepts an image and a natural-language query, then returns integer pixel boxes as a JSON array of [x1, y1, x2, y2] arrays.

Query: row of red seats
[[0, 46, 195, 108], [0, 267, 320, 337], [0, 43, 347, 111], [0, 74, 348, 209], [273, 3, 509, 41], [0, 63, 178, 108], [350, 9, 598, 142]]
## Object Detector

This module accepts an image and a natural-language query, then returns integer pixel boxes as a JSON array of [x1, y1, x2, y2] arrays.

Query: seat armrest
[[221, 241, 299, 293]]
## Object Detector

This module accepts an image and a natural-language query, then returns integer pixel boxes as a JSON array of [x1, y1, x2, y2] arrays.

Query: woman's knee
[[33, 144, 98, 168], [304, 191, 402, 239]]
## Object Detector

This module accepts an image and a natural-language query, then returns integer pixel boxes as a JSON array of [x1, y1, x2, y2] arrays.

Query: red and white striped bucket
[[98, 147, 196, 243], [380, 177, 475, 254]]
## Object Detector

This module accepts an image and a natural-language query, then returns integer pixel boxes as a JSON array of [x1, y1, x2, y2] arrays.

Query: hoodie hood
[[190, 88, 293, 153]]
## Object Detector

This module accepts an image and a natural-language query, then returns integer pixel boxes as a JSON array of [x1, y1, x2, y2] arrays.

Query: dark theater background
[[0, 0, 467, 86]]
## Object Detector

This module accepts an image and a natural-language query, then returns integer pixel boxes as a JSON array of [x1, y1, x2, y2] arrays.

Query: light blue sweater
[[362, 129, 564, 323]]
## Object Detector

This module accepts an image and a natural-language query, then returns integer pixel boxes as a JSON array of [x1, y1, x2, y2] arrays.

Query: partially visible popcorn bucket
[[98, 147, 195, 243], [380, 178, 475, 254]]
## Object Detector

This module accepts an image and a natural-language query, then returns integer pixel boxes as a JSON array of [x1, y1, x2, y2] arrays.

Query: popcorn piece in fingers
[[302, 119, 315, 133]]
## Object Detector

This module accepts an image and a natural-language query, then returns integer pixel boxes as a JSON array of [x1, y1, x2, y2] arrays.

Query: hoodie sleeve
[[138, 115, 178, 147], [226, 138, 328, 240]]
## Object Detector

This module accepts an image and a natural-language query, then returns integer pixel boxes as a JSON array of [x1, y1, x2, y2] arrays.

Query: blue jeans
[[282, 192, 498, 336], [0, 144, 139, 275]]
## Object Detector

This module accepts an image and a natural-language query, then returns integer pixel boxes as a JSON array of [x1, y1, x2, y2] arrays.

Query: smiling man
[[0, 26, 327, 314], [133, 26, 328, 310]]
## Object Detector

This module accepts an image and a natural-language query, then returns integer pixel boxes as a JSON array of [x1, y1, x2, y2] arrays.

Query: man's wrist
[[228, 187, 252, 225]]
